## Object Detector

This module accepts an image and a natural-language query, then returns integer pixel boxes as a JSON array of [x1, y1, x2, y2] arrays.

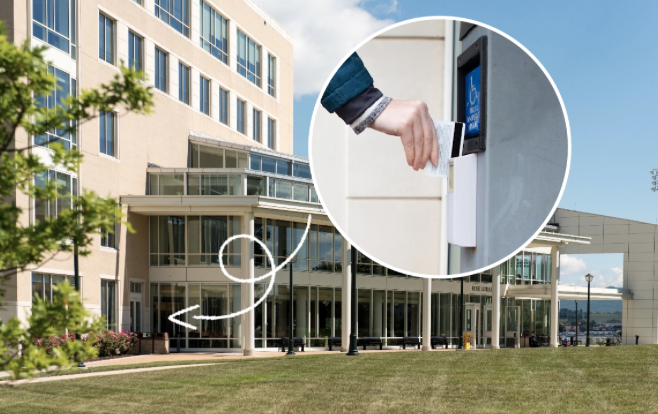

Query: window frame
[[236, 98, 246, 134], [237, 29, 261, 87], [32, 0, 77, 58], [154, 46, 168, 92], [128, 30, 144, 71], [199, 0, 229, 65], [199, 75, 210, 115], [178, 61, 191, 105], [154, 0, 190, 37], [267, 117, 276, 150], [98, 12, 115, 65], [252, 108, 261, 143], [268, 54, 276, 97], [99, 111, 118, 158]]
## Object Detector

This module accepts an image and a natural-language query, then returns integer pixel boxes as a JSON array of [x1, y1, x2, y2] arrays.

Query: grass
[[2, 346, 658, 413]]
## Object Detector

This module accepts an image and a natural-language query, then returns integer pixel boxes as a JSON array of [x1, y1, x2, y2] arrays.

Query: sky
[[257, 0, 658, 287]]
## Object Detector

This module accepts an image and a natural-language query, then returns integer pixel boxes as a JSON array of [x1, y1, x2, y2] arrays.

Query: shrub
[[94, 331, 139, 357], [33, 333, 77, 358]]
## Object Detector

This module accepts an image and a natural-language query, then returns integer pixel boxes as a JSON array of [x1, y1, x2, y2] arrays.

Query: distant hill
[[560, 300, 622, 313]]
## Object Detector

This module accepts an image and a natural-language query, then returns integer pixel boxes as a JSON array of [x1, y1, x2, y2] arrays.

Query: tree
[[0, 24, 153, 381]]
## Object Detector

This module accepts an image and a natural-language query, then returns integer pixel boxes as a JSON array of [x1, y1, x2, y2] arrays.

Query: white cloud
[[371, 0, 399, 15], [560, 255, 587, 275], [260, 0, 395, 98]]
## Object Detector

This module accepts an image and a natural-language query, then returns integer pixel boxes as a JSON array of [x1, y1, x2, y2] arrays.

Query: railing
[[146, 168, 319, 203]]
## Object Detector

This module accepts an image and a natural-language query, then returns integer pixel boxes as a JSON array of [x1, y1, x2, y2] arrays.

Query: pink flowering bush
[[32, 333, 78, 358], [94, 331, 139, 357]]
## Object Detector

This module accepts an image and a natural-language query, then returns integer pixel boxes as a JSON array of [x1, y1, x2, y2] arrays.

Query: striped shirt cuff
[[350, 96, 392, 135]]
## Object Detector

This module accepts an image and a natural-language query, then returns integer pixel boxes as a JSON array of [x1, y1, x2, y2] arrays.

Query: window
[[99, 111, 117, 157], [219, 87, 229, 125], [293, 164, 312, 179], [34, 170, 77, 222], [128, 31, 143, 71], [149, 215, 241, 267], [237, 30, 261, 86], [129, 282, 142, 293], [187, 216, 241, 266], [199, 75, 210, 115], [188, 174, 242, 196], [101, 280, 116, 329], [178, 62, 190, 105], [32, 0, 76, 58], [199, 1, 228, 64], [268, 54, 276, 97], [267, 117, 276, 150], [35, 65, 76, 151], [188, 144, 248, 168], [247, 176, 264, 195], [154, 0, 190, 37], [155, 47, 168, 92], [276, 160, 291, 175], [252, 108, 261, 142], [32, 273, 74, 303], [98, 13, 114, 64], [236, 98, 246, 134], [100, 222, 116, 249], [148, 173, 185, 195]]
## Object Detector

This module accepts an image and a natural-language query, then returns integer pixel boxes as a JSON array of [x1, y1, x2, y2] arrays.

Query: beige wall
[[311, 19, 452, 276], [1, 0, 293, 327]]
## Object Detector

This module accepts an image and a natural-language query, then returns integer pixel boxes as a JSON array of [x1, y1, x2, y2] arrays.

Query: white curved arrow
[[168, 214, 312, 330]]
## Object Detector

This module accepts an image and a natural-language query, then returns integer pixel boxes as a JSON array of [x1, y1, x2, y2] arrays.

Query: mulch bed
[[84, 354, 136, 363]]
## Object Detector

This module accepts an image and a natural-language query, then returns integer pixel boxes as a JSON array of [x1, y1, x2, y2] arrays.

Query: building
[[0, 4, 649, 353]]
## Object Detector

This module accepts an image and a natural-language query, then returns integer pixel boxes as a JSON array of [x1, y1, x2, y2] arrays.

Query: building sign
[[471, 285, 492, 293], [465, 66, 480, 137]]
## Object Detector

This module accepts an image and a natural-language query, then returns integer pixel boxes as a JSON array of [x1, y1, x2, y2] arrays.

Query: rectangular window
[[154, 0, 190, 37], [219, 87, 228, 125], [178, 62, 190, 105], [293, 164, 312, 179], [101, 279, 116, 330], [99, 111, 117, 157], [236, 98, 246, 134], [267, 117, 276, 150], [34, 170, 77, 222], [268, 54, 276, 97], [150, 215, 186, 266], [32, 0, 76, 58], [261, 157, 276, 173], [100, 223, 116, 249], [34, 66, 76, 151], [187, 216, 241, 267], [199, 1, 228, 64], [154, 47, 168, 92], [276, 160, 291, 175], [98, 13, 114, 64], [128, 31, 143, 71], [252, 108, 261, 142], [237, 30, 261, 86], [32, 273, 74, 303], [200, 75, 210, 115]]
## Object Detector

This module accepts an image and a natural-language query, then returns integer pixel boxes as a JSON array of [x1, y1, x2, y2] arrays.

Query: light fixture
[[585, 273, 593, 283]]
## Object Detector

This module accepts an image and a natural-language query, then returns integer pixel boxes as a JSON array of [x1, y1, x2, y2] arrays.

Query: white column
[[373, 291, 384, 337], [492, 267, 501, 349], [550, 246, 560, 348], [241, 212, 255, 356], [296, 288, 308, 341], [422, 278, 432, 350], [341, 240, 351, 352]]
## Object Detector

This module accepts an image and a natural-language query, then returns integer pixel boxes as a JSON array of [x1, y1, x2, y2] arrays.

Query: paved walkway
[[86, 348, 447, 367], [1, 363, 222, 385]]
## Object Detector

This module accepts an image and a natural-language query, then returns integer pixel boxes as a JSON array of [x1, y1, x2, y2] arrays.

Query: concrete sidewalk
[[86, 348, 451, 367]]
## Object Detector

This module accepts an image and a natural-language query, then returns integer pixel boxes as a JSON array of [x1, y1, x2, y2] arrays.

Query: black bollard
[[635, 335, 639, 345]]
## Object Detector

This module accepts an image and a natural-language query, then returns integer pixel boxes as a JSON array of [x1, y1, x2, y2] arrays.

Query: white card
[[425, 121, 463, 178]]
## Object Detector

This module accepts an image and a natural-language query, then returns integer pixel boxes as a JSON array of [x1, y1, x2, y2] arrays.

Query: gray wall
[[459, 27, 568, 272]]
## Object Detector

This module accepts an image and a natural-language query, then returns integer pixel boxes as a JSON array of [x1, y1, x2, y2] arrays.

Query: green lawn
[[2, 346, 658, 413]]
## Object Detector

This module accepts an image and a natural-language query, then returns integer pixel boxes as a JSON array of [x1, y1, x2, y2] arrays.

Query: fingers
[[411, 113, 424, 170], [400, 130, 415, 168], [418, 102, 436, 169]]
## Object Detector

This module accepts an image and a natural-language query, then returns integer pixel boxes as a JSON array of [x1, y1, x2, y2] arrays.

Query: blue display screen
[[465, 66, 481, 137]]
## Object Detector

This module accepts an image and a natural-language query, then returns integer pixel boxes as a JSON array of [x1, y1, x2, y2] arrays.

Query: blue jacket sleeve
[[320, 53, 374, 114]]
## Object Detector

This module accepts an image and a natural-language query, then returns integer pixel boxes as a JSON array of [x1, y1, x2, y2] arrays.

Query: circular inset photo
[[310, 17, 570, 277]]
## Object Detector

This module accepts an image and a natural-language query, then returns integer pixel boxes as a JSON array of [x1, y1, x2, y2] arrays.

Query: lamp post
[[346, 247, 359, 356], [585, 273, 593, 347], [575, 300, 578, 346], [286, 254, 297, 356], [73, 235, 86, 368], [650, 170, 658, 192]]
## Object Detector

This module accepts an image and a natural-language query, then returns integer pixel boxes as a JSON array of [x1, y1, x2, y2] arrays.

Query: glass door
[[505, 306, 521, 348], [464, 304, 479, 349], [483, 305, 492, 347], [129, 283, 143, 332]]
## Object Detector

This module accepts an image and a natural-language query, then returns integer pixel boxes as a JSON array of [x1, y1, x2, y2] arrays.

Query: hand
[[369, 100, 438, 171]]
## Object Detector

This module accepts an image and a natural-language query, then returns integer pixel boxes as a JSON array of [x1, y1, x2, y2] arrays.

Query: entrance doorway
[[129, 282, 143, 332], [505, 305, 521, 348], [465, 304, 480, 349]]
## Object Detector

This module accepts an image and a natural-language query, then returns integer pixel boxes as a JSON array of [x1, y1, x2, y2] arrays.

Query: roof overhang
[[119, 195, 331, 224], [526, 231, 591, 248], [506, 284, 631, 300]]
